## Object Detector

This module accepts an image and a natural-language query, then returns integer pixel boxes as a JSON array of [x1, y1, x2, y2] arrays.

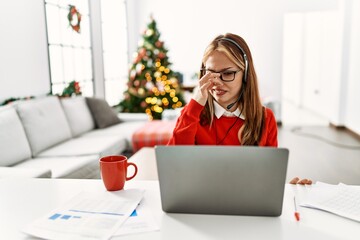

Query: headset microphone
[[226, 87, 245, 110]]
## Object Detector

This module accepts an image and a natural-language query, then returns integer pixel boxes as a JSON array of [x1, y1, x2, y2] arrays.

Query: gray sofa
[[0, 96, 148, 179]]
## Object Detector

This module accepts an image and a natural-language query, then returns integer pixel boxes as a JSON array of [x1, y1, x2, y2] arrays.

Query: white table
[[128, 147, 158, 180], [1, 148, 359, 239]]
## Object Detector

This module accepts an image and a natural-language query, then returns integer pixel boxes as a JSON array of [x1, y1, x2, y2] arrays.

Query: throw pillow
[[61, 97, 95, 137], [86, 97, 122, 129]]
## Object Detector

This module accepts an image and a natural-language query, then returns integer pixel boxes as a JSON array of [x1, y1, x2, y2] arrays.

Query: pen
[[294, 197, 300, 221]]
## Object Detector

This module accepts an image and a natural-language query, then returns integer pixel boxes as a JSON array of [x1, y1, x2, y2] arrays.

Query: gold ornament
[[146, 29, 154, 36], [138, 88, 145, 95], [154, 71, 162, 78], [151, 97, 157, 105]]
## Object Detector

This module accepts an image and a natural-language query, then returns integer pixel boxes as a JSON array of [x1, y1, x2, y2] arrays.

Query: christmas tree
[[118, 17, 186, 120]]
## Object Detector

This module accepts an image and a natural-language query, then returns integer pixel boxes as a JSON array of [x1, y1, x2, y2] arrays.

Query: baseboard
[[329, 123, 360, 141]]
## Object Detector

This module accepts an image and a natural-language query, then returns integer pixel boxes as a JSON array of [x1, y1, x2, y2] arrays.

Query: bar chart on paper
[[49, 213, 82, 220], [22, 190, 144, 240]]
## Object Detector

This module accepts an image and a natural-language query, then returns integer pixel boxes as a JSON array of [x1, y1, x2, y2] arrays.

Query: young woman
[[168, 33, 310, 184], [168, 33, 277, 146]]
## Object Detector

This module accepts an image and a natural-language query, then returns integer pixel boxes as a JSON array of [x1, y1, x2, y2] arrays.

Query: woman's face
[[204, 50, 243, 110]]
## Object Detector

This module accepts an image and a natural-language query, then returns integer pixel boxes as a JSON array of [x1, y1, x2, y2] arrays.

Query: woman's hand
[[193, 72, 220, 106], [290, 177, 313, 185]]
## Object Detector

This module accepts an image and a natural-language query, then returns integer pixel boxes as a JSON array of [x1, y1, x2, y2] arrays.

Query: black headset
[[218, 37, 249, 110]]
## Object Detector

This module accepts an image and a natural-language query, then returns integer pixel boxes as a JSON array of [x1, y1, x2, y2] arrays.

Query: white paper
[[300, 181, 360, 222], [114, 201, 159, 236], [22, 189, 144, 240]]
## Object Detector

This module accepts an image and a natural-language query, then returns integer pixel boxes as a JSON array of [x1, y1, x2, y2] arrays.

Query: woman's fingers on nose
[[199, 72, 212, 83], [200, 72, 222, 86], [211, 72, 221, 78]]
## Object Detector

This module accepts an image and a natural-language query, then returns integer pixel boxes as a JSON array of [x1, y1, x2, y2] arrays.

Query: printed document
[[114, 201, 159, 236], [22, 189, 144, 240], [300, 181, 360, 222]]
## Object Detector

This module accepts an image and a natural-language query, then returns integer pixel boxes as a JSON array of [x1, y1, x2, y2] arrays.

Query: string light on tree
[[118, 16, 185, 120]]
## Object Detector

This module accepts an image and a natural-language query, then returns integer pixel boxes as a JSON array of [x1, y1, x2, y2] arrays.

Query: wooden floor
[[278, 125, 360, 184], [280, 100, 360, 184]]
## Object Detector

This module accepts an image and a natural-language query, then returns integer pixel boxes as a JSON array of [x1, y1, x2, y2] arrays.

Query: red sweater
[[168, 99, 278, 146]]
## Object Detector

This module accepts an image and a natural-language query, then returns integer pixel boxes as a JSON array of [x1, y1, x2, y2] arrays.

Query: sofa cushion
[[86, 97, 122, 129], [0, 105, 32, 166], [61, 97, 95, 137], [0, 166, 51, 178], [36, 136, 127, 158], [16, 96, 72, 157], [81, 121, 146, 151], [15, 155, 99, 178]]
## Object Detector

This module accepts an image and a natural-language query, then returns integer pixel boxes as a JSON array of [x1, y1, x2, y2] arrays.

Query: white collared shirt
[[213, 100, 245, 119]]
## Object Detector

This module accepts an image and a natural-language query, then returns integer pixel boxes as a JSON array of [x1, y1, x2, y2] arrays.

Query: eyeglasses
[[201, 69, 241, 82]]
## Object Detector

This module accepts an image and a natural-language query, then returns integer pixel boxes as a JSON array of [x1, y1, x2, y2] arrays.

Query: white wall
[[301, 9, 343, 122], [345, 1, 360, 134], [282, 13, 304, 106], [282, 1, 342, 117], [282, 0, 360, 135], [127, 0, 285, 110], [0, 0, 50, 102]]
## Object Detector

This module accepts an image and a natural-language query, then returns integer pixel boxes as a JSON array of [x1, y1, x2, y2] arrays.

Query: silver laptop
[[155, 146, 289, 216]]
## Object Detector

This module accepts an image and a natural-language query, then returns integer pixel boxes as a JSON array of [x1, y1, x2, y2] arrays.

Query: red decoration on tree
[[158, 52, 165, 59], [155, 41, 163, 48]]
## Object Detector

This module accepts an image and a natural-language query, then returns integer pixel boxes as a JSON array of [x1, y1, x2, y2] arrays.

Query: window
[[45, 0, 93, 96], [101, 0, 129, 106]]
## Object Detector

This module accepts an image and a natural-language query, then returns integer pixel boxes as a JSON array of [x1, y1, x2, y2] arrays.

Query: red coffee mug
[[99, 155, 138, 191]]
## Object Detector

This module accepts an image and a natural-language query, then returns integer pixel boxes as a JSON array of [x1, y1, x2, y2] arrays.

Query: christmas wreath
[[67, 5, 81, 33]]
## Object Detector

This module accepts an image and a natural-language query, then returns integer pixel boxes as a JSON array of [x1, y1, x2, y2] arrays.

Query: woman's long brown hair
[[200, 33, 265, 145]]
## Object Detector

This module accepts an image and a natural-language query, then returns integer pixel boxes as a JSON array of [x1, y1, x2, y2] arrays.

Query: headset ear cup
[[219, 37, 249, 109], [219, 37, 249, 83], [243, 57, 248, 83]]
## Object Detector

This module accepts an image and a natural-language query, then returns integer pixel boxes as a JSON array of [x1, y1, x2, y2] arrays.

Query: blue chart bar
[[48, 213, 81, 220], [130, 210, 137, 217], [49, 214, 61, 220]]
